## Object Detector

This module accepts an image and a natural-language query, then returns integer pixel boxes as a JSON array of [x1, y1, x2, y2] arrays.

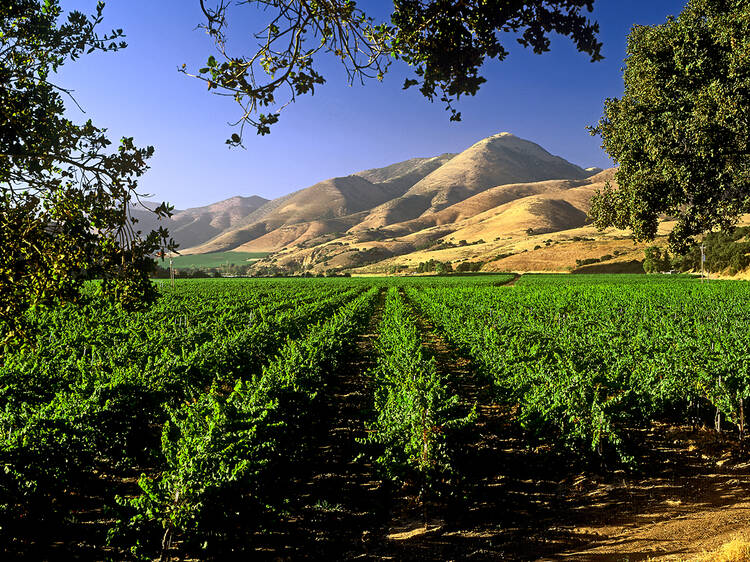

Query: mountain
[[130, 195, 268, 250], [176, 133, 592, 254], [349, 133, 590, 233], [142, 133, 631, 272], [262, 169, 624, 274], [182, 153, 456, 253], [390, 133, 588, 206]]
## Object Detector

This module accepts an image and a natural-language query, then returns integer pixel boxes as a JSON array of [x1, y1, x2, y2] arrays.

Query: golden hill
[[259, 168, 630, 274], [161, 134, 634, 273], [130, 195, 268, 251], [350, 133, 591, 232], [182, 154, 456, 253]]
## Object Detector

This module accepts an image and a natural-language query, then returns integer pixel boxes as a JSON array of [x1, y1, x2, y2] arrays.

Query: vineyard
[[3, 274, 750, 559]]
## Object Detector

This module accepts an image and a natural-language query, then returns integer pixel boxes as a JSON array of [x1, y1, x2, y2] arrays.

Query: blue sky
[[57, 1, 688, 209]]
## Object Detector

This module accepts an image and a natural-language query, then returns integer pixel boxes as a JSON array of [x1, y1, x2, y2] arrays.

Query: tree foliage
[[643, 246, 671, 274], [670, 227, 750, 275], [589, 0, 750, 252], [190, 0, 602, 141], [416, 259, 453, 274], [0, 0, 175, 346]]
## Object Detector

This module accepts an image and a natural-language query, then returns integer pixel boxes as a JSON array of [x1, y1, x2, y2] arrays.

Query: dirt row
[[267, 287, 750, 561], [34, 285, 748, 560], [412, 291, 750, 561]]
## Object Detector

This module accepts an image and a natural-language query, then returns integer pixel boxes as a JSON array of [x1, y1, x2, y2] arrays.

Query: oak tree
[[0, 0, 175, 346], [589, 0, 750, 252]]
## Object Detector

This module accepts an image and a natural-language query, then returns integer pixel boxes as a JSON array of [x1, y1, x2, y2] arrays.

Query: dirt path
[[504, 272, 522, 286], [549, 427, 750, 561], [396, 291, 750, 561], [251, 287, 392, 560]]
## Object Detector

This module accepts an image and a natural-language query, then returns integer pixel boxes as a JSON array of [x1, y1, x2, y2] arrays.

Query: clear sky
[[57, 0, 689, 209]]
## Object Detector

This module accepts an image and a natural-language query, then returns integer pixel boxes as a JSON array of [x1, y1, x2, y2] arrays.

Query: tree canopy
[[589, 0, 750, 252], [0, 0, 175, 346], [190, 0, 603, 141]]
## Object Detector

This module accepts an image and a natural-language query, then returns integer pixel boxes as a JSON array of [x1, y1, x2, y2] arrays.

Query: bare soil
[[377, 295, 750, 562], [11, 288, 750, 561]]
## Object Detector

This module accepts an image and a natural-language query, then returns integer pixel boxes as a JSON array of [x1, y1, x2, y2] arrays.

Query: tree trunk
[[159, 526, 173, 562], [740, 397, 745, 440]]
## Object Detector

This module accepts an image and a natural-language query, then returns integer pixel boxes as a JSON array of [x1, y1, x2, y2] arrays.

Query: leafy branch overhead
[[589, 0, 750, 252], [188, 0, 603, 141]]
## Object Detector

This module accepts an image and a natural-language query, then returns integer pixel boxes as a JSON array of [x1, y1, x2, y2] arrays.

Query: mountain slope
[[130, 195, 269, 250], [353, 153, 456, 185], [183, 154, 458, 253], [374, 178, 590, 237], [349, 133, 590, 232], [171, 133, 603, 266], [406, 132, 589, 202], [251, 168, 619, 275]]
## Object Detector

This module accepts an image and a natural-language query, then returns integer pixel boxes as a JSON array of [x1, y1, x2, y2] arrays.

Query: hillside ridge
[[140, 134, 631, 272]]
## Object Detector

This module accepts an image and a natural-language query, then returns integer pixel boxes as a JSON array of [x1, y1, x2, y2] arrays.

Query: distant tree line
[[151, 263, 255, 278], [416, 260, 453, 274], [644, 228, 750, 275], [455, 261, 485, 273], [414, 259, 486, 274], [574, 251, 625, 268]]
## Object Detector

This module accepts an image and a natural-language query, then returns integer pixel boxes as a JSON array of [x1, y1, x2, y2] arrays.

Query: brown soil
[[550, 428, 750, 561], [13, 289, 750, 561], [377, 294, 750, 562], [246, 287, 393, 560]]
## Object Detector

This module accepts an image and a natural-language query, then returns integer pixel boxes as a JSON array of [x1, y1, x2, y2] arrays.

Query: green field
[[166, 251, 270, 269], [4, 273, 748, 559], [517, 272, 700, 285]]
